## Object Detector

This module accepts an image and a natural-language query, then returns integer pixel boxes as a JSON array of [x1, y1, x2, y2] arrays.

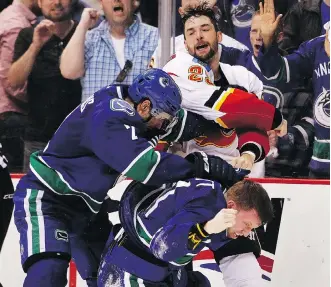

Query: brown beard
[[193, 47, 216, 62], [192, 39, 218, 63]]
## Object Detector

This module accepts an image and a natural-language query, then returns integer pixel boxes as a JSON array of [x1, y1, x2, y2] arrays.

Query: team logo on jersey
[[314, 87, 330, 128], [55, 229, 69, 242], [159, 77, 170, 88], [110, 98, 135, 116], [262, 85, 285, 109], [231, 0, 256, 28], [194, 129, 236, 148]]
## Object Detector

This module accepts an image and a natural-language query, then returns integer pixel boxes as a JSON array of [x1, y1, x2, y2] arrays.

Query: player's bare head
[[179, 0, 217, 15], [182, 2, 222, 63], [225, 181, 273, 239], [101, 0, 135, 26], [249, 12, 263, 57], [38, 0, 74, 21]]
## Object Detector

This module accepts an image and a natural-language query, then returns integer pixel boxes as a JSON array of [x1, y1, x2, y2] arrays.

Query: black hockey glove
[[185, 151, 250, 189]]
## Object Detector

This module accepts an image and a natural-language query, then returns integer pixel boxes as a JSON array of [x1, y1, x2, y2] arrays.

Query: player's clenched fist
[[231, 153, 255, 170], [203, 208, 237, 234], [32, 19, 55, 49], [79, 8, 100, 30]]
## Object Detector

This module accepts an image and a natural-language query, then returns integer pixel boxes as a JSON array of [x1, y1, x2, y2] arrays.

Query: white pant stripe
[[124, 271, 131, 286], [36, 190, 45, 252], [123, 272, 146, 287], [24, 189, 33, 256], [137, 278, 146, 286]]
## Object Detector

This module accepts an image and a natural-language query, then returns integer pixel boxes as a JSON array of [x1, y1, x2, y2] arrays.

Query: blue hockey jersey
[[24, 85, 224, 213], [135, 178, 231, 267], [257, 36, 330, 174]]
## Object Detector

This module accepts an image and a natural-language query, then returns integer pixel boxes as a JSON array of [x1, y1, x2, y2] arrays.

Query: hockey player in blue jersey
[[97, 178, 273, 287], [14, 68, 271, 287], [257, 0, 330, 178]]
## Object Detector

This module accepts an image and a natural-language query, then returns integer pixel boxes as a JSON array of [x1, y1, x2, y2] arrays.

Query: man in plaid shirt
[[60, 0, 158, 102]]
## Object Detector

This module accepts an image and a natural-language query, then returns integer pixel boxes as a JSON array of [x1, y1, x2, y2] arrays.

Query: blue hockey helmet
[[128, 68, 182, 118]]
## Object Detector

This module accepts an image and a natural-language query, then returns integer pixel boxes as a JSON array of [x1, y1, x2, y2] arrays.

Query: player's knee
[[24, 258, 69, 287]]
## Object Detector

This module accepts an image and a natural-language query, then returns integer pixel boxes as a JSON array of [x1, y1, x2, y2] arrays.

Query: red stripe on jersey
[[167, 72, 179, 77], [214, 89, 276, 131]]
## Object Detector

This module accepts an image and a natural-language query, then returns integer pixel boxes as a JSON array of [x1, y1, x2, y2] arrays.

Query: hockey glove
[[185, 151, 250, 189]]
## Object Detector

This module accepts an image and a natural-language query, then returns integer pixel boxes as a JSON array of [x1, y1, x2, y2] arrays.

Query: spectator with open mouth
[[60, 0, 158, 102]]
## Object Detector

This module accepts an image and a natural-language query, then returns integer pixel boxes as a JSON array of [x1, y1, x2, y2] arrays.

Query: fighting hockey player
[[162, 3, 287, 177], [256, 0, 330, 179], [13, 68, 283, 287], [97, 178, 273, 287]]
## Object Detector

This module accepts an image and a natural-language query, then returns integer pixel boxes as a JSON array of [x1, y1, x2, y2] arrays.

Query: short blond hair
[[226, 180, 273, 224]]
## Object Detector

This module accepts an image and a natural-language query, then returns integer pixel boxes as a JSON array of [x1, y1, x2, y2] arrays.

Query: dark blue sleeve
[[162, 109, 221, 143], [90, 109, 196, 185], [257, 41, 314, 85], [146, 179, 227, 263]]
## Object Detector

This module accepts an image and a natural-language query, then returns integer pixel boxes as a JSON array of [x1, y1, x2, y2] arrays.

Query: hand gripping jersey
[[22, 85, 229, 214], [163, 51, 281, 163], [257, 36, 330, 175]]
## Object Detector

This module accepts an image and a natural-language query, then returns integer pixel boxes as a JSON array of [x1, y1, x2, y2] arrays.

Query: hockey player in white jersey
[[161, 3, 287, 177]]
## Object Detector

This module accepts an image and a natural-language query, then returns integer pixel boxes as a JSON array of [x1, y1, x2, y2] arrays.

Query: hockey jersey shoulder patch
[[110, 98, 135, 116]]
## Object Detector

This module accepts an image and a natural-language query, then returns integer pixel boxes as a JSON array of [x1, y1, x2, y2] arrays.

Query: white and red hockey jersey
[[162, 51, 275, 169]]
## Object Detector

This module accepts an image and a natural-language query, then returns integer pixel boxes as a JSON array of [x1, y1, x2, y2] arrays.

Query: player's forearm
[[238, 130, 270, 162], [162, 109, 221, 143], [7, 43, 40, 88], [211, 88, 284, 131], [257, 42, 285, 83], [60, 23, 87, 79]]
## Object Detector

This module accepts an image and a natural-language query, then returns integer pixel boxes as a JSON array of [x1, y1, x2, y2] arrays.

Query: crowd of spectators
[[0, 0, 329, 179]]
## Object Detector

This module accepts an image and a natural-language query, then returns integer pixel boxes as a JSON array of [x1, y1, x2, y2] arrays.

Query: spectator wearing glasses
[[7, 0, 82, 173], [60, 0, 158, 102]]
